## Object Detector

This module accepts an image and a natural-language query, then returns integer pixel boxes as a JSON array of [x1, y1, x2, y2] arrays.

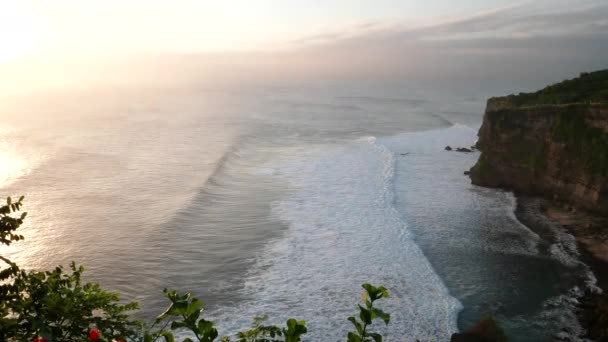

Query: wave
[[335, 96, 429, 106], [512, 197, 600, 341], [430, 113, 456, 127], [379, 125, 598, 340], [209, 134, 462, 341], [274, 100, 364, 112], [203, 124, 594, 341]]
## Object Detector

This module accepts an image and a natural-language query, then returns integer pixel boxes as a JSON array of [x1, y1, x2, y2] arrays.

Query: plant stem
[[361, 299, 374, 339]]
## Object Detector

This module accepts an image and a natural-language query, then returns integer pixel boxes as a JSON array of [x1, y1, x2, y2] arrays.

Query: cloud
[[290, 0, 608, 47], [3, 0, 607, 95], [272, 0, 608, 90]]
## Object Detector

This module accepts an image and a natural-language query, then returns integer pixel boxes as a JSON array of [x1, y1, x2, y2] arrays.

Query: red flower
[[32, 338, 48, 342], [89, 328, 100, 341]]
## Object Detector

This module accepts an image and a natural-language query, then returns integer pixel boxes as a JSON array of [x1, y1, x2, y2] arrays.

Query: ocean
[[0, 81, 596, 341]]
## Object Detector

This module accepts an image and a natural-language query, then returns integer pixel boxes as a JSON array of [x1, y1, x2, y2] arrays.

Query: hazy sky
[[1, 0, 607, 93], [1, 0, 519, 59]]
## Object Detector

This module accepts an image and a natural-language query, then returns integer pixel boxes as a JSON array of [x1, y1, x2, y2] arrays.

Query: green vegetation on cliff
[[503, 70, 608, 106], [552, 110, 608, 176], [472, 69, 608, 213]]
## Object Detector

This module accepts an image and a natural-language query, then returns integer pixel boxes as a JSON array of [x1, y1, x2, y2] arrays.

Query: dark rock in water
[[450, 316, 507, 342], [464, 170, 471, 176], [471, 146, 477, 150], [445, 146, 453, 151], [578, 291, 608, 341], [450, 333, 488, 342], [400, 152, 410, 156], [456, 147, 473, 153]]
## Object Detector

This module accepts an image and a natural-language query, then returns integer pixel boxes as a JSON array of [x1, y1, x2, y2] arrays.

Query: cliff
[[469, 71, 608, 215]]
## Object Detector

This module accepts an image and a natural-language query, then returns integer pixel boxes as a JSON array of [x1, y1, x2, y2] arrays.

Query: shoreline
[[515, 195, 608, 290], [543, 201, 608, 291], [514, 195, 608, 340]]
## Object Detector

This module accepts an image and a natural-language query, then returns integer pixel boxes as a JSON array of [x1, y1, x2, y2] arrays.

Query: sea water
[[0, 81, 596, 341]]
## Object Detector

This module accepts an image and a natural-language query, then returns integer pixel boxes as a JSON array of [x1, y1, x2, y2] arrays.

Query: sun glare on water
[[0, 154, 26, 187], [0, 143, 29, 188]]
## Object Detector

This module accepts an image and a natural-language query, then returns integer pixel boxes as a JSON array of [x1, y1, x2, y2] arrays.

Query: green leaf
[[170, 321, 188, 330], [202, 327, 218, 342], [359, 305, 372, 325], [368, 332, 383, 342], [362, 283, 376, 300], [198, 319, 214, 334], [361, 283, 389, 302], [372, 308, 390, 325], [186, 298, 203, 316], [348, 332, 362, 342], [377, 286, 389, 299], [348, 317, 363, 335], [284, 318, 307, 341], [162, 331, 175, 342]]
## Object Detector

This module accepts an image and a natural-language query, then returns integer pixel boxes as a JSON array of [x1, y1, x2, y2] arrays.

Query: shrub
[[347, 284, 390, 342]]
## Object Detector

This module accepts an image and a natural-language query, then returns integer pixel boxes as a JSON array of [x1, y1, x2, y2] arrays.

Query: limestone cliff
[[469, 71, 608, 215]]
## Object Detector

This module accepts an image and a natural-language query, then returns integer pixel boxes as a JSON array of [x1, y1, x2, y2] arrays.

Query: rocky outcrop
[[450, 316, 507, 342], [469, 99, 608, 215]]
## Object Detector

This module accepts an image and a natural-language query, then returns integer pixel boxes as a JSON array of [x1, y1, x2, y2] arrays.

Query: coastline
[[543, 204, 608, 266], [514, 194, 608, 340], [515, 195, 608, 291]]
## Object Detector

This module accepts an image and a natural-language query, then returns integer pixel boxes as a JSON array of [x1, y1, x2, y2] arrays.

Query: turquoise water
[[0, 82, 596, 341]]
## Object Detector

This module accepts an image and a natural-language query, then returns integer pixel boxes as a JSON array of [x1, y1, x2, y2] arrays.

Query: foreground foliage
[[347, 284, 390, 342], [0, 197, 390, 341]]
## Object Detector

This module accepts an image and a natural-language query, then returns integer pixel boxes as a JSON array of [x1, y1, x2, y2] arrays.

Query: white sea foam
[[542, 209, 600, 341], [207, 124, 595, 341], [381, 125, 541, 257], [209, 135, 462, 341], [378, 125, 597, 340], [544, 213, 597, 289]]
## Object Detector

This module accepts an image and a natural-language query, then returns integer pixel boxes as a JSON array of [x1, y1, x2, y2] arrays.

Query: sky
[[1, 0, 607, 93], [0, 0, 519, 58]]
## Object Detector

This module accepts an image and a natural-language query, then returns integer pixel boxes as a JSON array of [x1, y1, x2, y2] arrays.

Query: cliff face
[[469, 98, 608, 215]]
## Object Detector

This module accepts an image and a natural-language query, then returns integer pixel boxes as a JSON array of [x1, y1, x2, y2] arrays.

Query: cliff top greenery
[[501, 69, 608, 106]]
